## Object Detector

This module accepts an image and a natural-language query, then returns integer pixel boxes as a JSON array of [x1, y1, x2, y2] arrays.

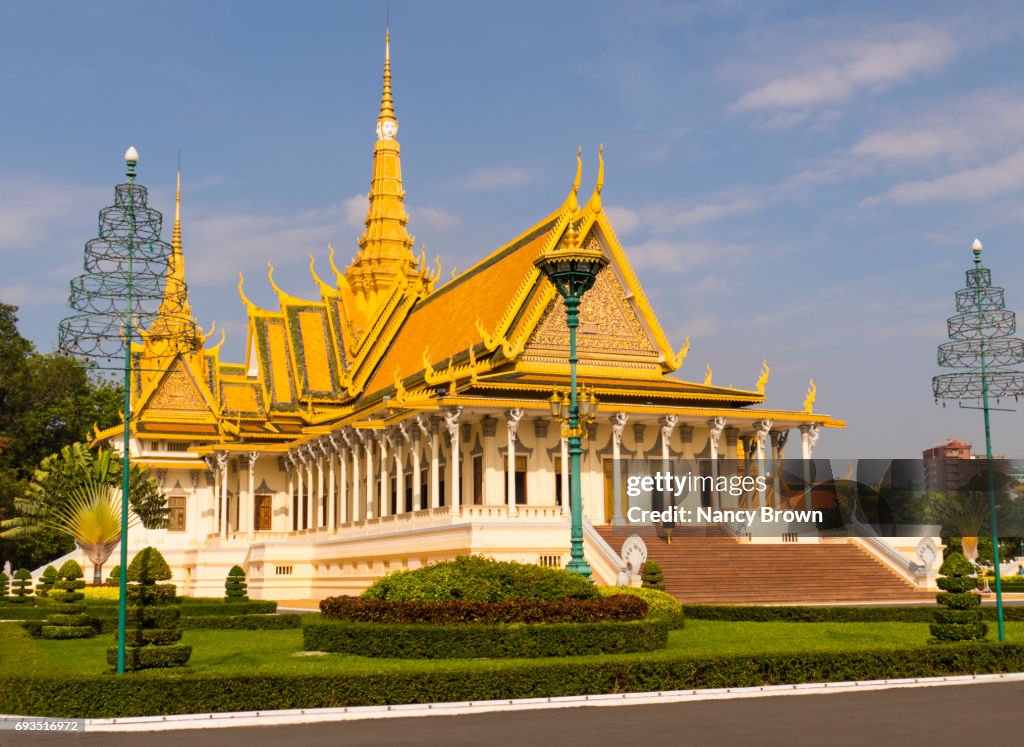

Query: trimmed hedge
[[933, 553, 986, 642], [225, 565, 248, 601], [362, 556, 600, 602], [682, 605, 1024, 623], [304, 620, 667, 659], [320, 595, 646, 625], [598, 587, 685, 629], [178, 614, 302, 630], [3, 642, 1024, 718]]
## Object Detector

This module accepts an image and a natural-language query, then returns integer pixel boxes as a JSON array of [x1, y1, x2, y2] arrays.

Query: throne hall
[[89, 33, 869, 600]]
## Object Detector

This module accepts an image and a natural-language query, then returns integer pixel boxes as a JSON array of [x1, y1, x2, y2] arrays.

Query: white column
[[412, 417, 426, 511], [506, 408, 524, 514], [770, 430, 788, 510], [246, 451, 259, 539], [395, 429, 406, 515], [305, 446, 316, 530], [365, 433, 375, 520], [707, 417, 725, 509], [660, 414, 677, 514], [325, 439, 336, 529], [799, 424, 820, 511], [216, 452, 229, 540], [334, 433, 348, 525], [378, 432, 390, 517], [752, 419, 772, 508], [350, 431, 363, 521], [429, 417, 441, 509], [560, 435, 569, 517], [285, 455, 295, 531], [444, 407, 463, 516], [610, 413, 628, 525]]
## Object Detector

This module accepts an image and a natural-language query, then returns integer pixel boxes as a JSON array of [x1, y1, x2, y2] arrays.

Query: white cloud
[[626, 239, 754, 273], [734, 25, 958, 113], [608, 197, 762, 236], [411, 205, 460, 231], [605, 205, 641, 235], [0, 180, 106, 253], [0, 282, 66, 307], [463, 167, 532, 190], [870, 149, 1024, 204], [343, 193, 367, 229], [851, 89, 1024, 164]]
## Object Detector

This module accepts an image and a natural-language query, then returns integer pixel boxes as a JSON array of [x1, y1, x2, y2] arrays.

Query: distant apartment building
[[923, 438, 1009, 492]]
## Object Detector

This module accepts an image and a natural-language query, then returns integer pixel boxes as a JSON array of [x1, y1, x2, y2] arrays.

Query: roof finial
[[567, 147, 582, 211], [587, 144, 604, 213], [172, 154, 182, 253], [376, 23, 396, 139]]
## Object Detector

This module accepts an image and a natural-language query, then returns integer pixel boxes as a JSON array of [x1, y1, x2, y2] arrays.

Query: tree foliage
[[0, 303, 122, 569]]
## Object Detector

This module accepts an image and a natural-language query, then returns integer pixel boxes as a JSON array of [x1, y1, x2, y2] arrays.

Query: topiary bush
[[362, 556, 599, 602], [598, 586, 684, 629], [640, 560, 665, 591], [0, 572, 8, 600], [10, 569, 32, 604], [321, 595, 647, 624], [36, 565, 57, 597], [105, 547, 191, 671], [931, 551, 986, 643], [42, 560, 93, 639], [105, 565, 121, 587], [224, 565, 248, 601]]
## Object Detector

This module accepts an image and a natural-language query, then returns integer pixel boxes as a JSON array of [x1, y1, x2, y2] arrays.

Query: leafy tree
[[46, 476, 135, 585], [0, 303, 122, 570], [1, 443, 167, 574]]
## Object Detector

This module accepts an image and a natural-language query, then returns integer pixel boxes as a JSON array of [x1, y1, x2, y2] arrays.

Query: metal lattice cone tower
[[58, 148, 198, 674], [933, 238, 1024, 643]]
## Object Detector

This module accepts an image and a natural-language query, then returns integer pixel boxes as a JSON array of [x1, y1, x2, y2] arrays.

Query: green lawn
[[5, 619, 1024, 677]]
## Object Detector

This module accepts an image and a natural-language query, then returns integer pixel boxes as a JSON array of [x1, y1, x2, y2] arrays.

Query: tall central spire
[[346, 26, 419, 308], [158, 168, 193, 323]]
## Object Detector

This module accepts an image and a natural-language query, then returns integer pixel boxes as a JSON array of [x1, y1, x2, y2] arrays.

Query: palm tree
[[45, 477, 137, 585]]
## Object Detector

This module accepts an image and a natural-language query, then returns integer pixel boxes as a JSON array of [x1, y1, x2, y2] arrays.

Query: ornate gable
[[139, 357, 215, 419]]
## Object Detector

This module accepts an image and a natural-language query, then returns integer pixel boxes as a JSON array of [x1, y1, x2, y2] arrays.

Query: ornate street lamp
[[535, 218, 608, 577], [59, 148, 197, 673], [933, 239, 1024, 643]]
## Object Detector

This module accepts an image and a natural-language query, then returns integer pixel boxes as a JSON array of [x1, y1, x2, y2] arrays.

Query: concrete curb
[[23, 671, 1023, 732]]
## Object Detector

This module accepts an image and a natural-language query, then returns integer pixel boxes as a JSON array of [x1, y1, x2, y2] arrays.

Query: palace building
[[89, 32, 860, 600]]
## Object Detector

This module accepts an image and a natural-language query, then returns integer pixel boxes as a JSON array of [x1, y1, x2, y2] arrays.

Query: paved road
[[5, 682, 1021, 747]]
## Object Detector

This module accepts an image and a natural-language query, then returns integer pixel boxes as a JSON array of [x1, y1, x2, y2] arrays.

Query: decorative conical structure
[[345, 28, 420, 308], [933, 238, 1024, 644], [933, 240, 1024, 401]]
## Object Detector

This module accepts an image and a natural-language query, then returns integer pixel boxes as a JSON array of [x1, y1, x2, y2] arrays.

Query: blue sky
[[3, 0, 1024, 459]]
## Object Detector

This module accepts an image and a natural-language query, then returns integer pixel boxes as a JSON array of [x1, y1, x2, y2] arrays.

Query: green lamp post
[[933, 239, 1024, 643], [535, 217, 608, 577]]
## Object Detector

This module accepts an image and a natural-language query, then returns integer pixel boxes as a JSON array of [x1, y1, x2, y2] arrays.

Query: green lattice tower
[[58, 149, 198, 673], [933, 239, 1024, 643]]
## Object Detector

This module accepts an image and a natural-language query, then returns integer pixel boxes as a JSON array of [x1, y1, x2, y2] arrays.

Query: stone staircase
[[595, 525, 933, 604]]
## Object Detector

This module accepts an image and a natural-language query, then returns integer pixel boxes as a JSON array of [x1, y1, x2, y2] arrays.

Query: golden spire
[[346, 25, 420, 307], [379, 27, 395, 128], [158, 167, 191, 322]]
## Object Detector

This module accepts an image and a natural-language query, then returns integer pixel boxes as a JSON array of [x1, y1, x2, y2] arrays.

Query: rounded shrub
[[107, 547, 190, 671], [362, 556, 599, 602], [599, 586, 684, 628], [10, 569, 32, 603], [640, 560, 665, 591], [43, 560, 92, 639], [35, 566, 57, 597], [106, 566, 121, 587], [931, 551, 986, 643], [225, 565, 248, 601]]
